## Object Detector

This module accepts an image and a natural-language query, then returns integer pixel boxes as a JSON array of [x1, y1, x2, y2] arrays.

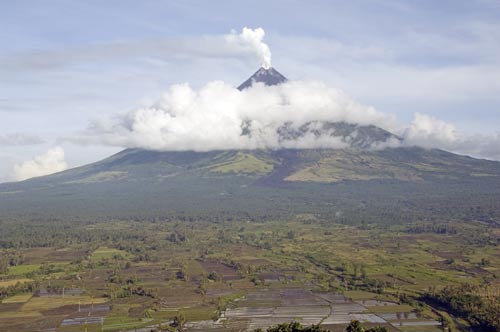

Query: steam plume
[[226, 27, 272, 69]]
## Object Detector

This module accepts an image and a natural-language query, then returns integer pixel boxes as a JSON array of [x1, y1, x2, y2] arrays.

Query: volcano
[[1, 68, 500, 225], [237, 66, 287, 90]]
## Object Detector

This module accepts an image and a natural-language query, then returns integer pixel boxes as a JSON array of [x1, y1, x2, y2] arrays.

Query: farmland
[[0, 218, 499, 331]]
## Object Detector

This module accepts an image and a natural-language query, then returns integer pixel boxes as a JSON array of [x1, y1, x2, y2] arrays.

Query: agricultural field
[[0, 218, 499, 331]]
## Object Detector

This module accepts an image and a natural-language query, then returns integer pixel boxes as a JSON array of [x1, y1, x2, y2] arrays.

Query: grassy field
[[91, 247, 131, 261], [366, 305, 414, 313], [0, 278, 32, 287]]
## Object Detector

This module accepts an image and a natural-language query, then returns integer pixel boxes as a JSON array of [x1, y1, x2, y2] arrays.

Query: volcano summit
[[237, 66, 287, 90]]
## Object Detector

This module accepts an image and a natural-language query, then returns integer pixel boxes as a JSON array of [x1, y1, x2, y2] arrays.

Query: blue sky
[[1, 0, 500, 181]]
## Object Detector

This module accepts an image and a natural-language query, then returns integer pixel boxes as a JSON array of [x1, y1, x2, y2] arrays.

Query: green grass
[[7, 265, 40, 276]]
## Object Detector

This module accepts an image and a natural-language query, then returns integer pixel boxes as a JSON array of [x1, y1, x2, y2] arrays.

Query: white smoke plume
[[14, 147, 68, 181], [82, 80, 395, 151], [225, 27, 272, 69]]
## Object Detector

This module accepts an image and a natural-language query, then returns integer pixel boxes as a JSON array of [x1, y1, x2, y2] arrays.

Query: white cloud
[[403, 113, 500, 160], [13, 147, 68, 181], [78, 80, 395, 151], [403, 113, 459, 148], [70, 78, 500, 162]]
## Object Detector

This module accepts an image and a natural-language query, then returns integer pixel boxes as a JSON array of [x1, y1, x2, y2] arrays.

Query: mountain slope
[[1, 146, 500, 225]]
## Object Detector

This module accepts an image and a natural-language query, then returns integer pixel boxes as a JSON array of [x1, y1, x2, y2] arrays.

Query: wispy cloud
[[0, 133, 45, 146], [0, 28, 274, 75]]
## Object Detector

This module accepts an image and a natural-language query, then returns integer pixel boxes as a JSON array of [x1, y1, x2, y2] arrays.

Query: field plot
[[122, 265, 170, 285], [38, 287, 84, 297], [378, 312, 420, 320], [91, 247, 131, 261], [0, 302, 41, 318], [0, 294, 110, 332], [322, 302, 367, 324], [223, 289, 330, 331], [396, 326, 442, 332], [61, 315, 104, 327], [200, 260, 241, 281], [315, 293, 349, 303], [356, 300, 398, 307], [222, 289, 373, 331], [366, 304, 414, 313], [345, 293, 441, 332], [5, 264, 40, 276], [1, 293, 32, 303], [0, 278, 32, 287], [394, 321, 442, 328], [22, 295, 108, 311]]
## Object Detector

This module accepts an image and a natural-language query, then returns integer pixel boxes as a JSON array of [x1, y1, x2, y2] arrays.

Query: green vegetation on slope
[[210, 151, 275, 175]]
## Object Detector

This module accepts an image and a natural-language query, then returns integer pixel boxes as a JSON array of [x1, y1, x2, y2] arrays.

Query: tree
[[346, 320, 364, 332], [365, 327, 388, 332], [171, 314, 186, 332], [255, 322, 330, 332], [207, 271, 221, 282]]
